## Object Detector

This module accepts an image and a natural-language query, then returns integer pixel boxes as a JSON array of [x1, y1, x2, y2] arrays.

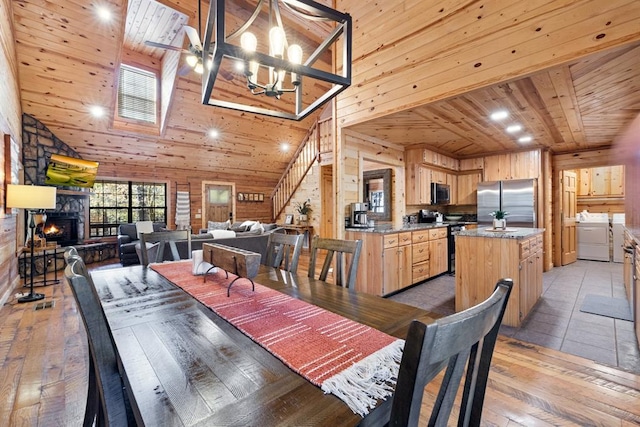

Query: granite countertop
[[456, 227, 544, 239], [345, 223, 451, 234]]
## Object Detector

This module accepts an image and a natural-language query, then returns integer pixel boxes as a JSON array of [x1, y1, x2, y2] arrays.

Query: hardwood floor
[[1, 256, 639, 426]]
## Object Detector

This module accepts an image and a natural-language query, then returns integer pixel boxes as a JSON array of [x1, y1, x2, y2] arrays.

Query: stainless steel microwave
[[431, 183, 450, 205]]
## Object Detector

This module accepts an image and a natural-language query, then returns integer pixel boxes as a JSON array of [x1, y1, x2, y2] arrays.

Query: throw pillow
[[230, 222, 249, 233], [262, 223, 278, 232], [250, 221, 264, 234], [191, 250, 216, 275], [207, 220, 230, 230], [135, 221, 154, 239], [211, 230, 236, 239]]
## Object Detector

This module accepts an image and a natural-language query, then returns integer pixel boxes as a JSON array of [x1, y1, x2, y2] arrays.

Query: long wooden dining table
[[90, 264, 436, 426]]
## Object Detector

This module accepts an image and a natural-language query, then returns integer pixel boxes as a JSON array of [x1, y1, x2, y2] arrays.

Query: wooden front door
[[202, 181, 235, 229], [561, 170, 577, 265]]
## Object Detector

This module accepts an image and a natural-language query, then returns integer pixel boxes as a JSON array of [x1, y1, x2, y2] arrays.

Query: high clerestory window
[[89, 180, 167, 237], [117, 64, 157, 123]]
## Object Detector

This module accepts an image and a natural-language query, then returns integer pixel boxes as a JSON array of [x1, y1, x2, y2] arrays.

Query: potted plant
[[295, 199, 312, 224], [490, 210, 509, 230]]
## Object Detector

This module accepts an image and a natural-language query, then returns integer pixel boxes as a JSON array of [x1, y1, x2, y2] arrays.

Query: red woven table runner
[[151, 261, 404, 416]]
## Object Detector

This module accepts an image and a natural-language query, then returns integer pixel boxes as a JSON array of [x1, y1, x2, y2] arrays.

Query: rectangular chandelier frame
[[202, 0, 352, 121]]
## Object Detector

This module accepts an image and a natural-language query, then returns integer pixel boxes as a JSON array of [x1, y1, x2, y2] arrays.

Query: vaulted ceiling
[[10, 0, 640, 185]]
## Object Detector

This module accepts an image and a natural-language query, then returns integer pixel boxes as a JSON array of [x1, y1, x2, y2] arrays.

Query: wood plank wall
[[0, 0, 23, 304], [97, 161, 275, 231], [336, 0, 640, 127]]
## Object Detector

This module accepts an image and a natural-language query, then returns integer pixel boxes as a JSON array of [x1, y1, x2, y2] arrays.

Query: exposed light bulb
[[288, 44, 303, 85], [186, 55, 198, 67], [249, 61, 259, 78], [269, 26, 285, 58], [506, 124, 522, 133], [490, 110, 509, 121], [194, 62, 204, 74], [241, 32, 257, 52]]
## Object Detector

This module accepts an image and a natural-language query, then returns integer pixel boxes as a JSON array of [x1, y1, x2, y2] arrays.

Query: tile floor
[[388, 259, 640, 374]]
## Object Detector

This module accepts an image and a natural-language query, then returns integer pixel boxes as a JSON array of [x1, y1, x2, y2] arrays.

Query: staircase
[[271, 117, 332, 219]]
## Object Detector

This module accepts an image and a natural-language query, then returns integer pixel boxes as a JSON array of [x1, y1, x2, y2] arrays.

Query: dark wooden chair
[[139, 229, 191, 266], [308, 236, 362, 288], [383, 278, 513, 427], [264, 232, 304, 273], [64, 260, 137, 426]]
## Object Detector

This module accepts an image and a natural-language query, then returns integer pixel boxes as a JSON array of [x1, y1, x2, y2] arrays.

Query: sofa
[[117, 222, 166, 266], [138, 223, 283, 265]]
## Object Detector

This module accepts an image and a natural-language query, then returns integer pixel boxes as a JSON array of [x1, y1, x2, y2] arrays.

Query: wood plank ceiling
[[10, 0, 640, 184]]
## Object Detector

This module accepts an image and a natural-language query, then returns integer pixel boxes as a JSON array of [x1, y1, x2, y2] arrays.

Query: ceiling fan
[[144, 26, 208, 75]]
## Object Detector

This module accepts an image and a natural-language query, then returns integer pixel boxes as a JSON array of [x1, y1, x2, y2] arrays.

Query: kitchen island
[[455, 227, 544, 327], [346, 223, 450, 296]]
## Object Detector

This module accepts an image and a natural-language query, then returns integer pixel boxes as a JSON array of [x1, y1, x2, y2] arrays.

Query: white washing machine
[[577, 212, 610, 261], [612, 213, 626, 263]]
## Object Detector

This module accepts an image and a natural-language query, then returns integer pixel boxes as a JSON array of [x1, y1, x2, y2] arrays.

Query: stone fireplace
[[41, 212, 79, 247]]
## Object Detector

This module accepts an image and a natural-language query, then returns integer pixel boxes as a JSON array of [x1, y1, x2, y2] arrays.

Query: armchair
[[117, 222, 165, 266]]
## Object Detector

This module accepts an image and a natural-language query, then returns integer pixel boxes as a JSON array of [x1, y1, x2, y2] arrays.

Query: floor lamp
[[6, 184, 57, 303]]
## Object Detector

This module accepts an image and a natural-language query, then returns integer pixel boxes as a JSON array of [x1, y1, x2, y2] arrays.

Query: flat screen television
[[45, 154, 99, 188]]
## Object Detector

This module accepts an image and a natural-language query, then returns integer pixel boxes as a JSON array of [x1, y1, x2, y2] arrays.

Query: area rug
[[579, 294, 633, 321], [150, 261, 404, 416]]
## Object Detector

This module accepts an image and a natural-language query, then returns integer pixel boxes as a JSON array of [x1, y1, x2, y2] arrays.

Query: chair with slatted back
[[308, 236, 362, 288], [64, 260, 137, 426], [264, 232, 304, 273], [380, 278, 513, 427], [139, 229, 191, 266]]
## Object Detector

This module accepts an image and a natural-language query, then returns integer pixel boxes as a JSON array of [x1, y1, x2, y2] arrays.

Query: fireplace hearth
[[41, 212, 79, 247]]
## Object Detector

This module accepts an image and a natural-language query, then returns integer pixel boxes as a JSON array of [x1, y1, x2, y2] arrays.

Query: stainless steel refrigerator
[[477, 179, 537, 228]]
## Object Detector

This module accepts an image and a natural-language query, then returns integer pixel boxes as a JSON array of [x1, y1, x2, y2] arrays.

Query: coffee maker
[[350, 203, 369, 228]]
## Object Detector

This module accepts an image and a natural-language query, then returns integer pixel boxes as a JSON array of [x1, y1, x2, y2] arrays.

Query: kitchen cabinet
[[577, 166, 625, 197], [446, 173, 457, 205], [457, 172, 481, 205], [412, 229, 431, 283], [635, 244, 640, 345], [428, 228, 448, 276], [456, 229, 543, 327], [519, 235, 543, 319], [406, 164, 431, 205], [347, 226, 449, 296], [483, 151, 541, 181], [383, 232, 413, 294]]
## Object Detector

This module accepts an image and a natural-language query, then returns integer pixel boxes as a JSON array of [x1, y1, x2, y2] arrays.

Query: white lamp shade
[[6, 184, 57, 210]]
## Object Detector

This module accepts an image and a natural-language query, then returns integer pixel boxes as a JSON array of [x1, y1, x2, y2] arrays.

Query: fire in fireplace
[[41, 213, 79, 247]]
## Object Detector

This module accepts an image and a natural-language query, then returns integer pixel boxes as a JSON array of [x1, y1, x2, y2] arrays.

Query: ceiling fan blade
[[184, 26, 203, 51], [144, 40, 188, 53], [178, 63, 192, 76]]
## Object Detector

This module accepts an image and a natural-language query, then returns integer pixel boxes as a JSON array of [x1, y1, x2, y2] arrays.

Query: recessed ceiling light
[[518, 136, 533, 143], [89, 105, 105, 118], [96, 5, 112, 22], [280, 142, 290, 152], [208, 129, 219, 138], [490, 110, 509, 121], [506, 124, 522, 133]]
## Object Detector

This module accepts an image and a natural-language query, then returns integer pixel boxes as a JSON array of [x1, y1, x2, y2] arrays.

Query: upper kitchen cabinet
[[483, 150, 541, 181], [457, 172, 482, 205], [406, 164, 431, 205], [577, 166, 625, 197]]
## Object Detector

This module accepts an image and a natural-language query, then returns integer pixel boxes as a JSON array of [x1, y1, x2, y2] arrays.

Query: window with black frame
[[89, 181, 167, 237]]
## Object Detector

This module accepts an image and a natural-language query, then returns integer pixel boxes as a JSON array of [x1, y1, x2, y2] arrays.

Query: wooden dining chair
[[264, 232, 304, 273], [383, 278, 513, 427], [64, 260, 137, 426], [308, 236, 363, 288], [139, 229, 190, 266]]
